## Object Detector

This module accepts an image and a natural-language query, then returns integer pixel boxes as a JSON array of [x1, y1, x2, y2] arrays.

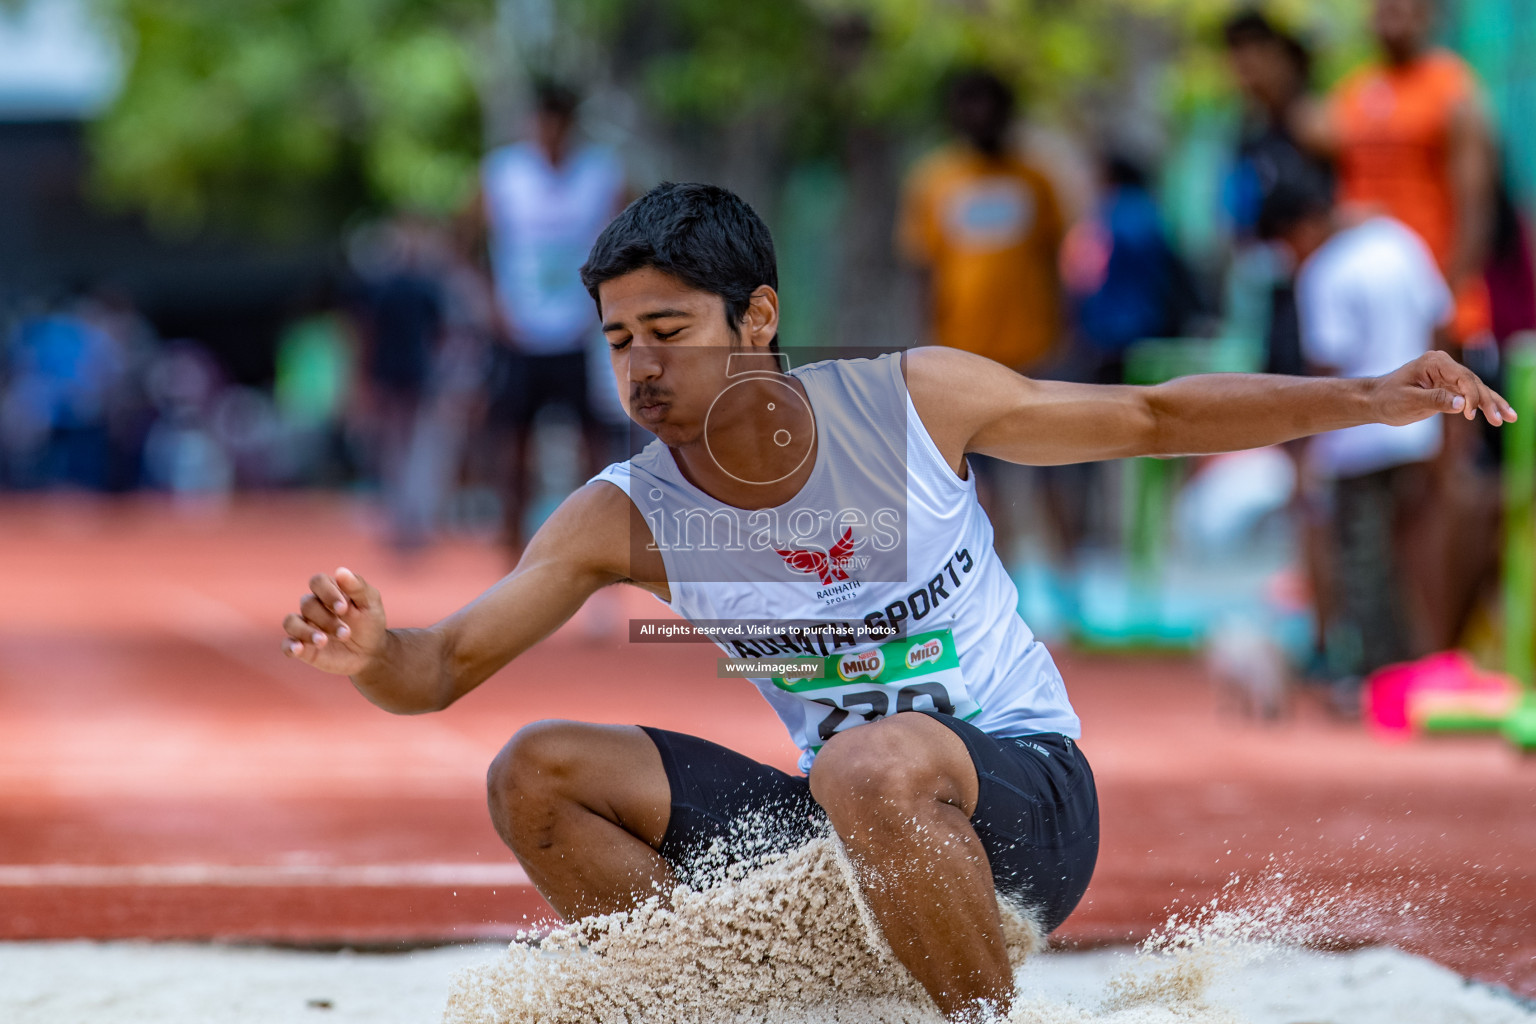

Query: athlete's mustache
[[630, 384, 673, 407]]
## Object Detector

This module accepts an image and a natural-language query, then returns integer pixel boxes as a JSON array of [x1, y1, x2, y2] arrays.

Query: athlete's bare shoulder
[[901, 346, 1019, 476], [539, 478, 670, 601]]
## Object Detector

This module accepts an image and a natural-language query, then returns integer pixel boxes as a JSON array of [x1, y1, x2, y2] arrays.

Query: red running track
[[1, 495, 1532, 995]]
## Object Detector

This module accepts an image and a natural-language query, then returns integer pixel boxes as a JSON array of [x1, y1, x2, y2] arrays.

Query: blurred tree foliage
[[90, 0, 492, 235], [90, 0, 1368, 236]]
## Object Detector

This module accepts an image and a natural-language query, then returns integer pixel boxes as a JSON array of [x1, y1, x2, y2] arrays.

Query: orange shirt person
[[1324, 0, 1496, 344], [899, 70, 1065, 371]]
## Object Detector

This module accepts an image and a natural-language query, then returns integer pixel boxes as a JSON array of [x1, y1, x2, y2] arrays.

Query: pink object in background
[[1363, 650, 1517, 738]]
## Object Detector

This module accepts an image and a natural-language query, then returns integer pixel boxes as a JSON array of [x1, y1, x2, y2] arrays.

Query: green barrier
[[1122, 339, 1262, 575], [1501, 339, 1536, 752], [1419, 337, 1536, 748]]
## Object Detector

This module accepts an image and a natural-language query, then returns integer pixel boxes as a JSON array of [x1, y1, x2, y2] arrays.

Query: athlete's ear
[[742, 285, 779, 350]]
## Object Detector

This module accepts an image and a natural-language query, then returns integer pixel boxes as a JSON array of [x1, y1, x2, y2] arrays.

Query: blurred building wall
[[1451, 0, 1536, 208], [0, 119, 333, 385]]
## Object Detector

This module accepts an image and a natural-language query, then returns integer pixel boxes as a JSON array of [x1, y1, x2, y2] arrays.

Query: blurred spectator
[[1218, 13, 1335, 672], [77, 286, 160, 492], [210, 384, 283, 490], [400, 232, 503, 540], [353, 215, 448, 550], [1, 293, 126, 491], [1261, 174, 1449, 709], [1321, 0, 1496, 349], [1063, 154, 1190, 381], [899, 69, 1065, 371], [478, 81, 627, 554], [1221, 9, 1331, 376], [1317, 0, 1504, 653], [141, 340, 233, 498], [899, 69, 1066, 567], [273, 282, 357, 486], [1050, 152, 1198, 567]]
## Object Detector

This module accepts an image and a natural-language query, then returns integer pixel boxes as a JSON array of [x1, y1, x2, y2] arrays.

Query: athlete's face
[[598, 267, 780, 447]]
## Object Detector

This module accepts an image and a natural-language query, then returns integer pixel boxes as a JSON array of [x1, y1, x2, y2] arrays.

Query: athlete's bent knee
[[809, 721, 939, 819], [487, 718, 585, 805]]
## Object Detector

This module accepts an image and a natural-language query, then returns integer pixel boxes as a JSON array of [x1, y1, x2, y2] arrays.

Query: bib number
[[771, 629, 980, 747], [810, 682, 960, 742]]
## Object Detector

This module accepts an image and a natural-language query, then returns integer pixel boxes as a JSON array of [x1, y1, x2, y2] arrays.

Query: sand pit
[[445, 838, 1043, 1024], [437, 837, 1535, 1024], [4, 937, 1533, 1024]]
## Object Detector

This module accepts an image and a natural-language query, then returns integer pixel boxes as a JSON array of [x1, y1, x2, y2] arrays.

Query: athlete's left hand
[[1372, 350, 1517, 427]]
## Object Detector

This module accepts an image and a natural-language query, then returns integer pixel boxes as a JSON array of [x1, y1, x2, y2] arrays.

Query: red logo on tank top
[[776, 527, 855, 585]]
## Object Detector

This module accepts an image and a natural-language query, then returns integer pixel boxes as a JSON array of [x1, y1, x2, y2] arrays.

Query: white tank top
[[592, 352, 1079, 773]]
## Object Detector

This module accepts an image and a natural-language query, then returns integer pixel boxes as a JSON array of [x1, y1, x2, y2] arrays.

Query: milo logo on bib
[[771, 628, 982, 747], [837, 649, 885, 681], [906, 637, 943, 670]]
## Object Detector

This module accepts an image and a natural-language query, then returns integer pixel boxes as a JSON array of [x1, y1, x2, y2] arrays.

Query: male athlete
[[282, 182, 1513, 1022]]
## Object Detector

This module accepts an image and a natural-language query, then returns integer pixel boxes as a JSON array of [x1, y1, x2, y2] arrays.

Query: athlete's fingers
[[1455, 367, 1484, 421], [1451, 371, 1500, 423], [283, 611, 330, 650], [1420, 387, 1463, 418], [1477, 379, 1515, 425], [1436, 354, 1515, 424], [281, 632, 320, 660], [334, 567, 377, 611], [1477, 382, 1502, 424], [309, 573, 349, 616], [299, 594, 349, 639]]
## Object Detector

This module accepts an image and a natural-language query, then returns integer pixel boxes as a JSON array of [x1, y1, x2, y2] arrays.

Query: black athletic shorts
[[488, 347, 599, 430], [638, 711, 1099, 933]]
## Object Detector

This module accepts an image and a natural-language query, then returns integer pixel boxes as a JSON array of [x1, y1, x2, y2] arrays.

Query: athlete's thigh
[[499, 720, 672, 847], [917, 713, 1100, 933], [639, 726, 823, 883], [810, 710, 981, 815]]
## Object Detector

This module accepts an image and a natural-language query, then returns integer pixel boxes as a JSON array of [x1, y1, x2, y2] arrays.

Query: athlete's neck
[[668, 375, 819, 510]]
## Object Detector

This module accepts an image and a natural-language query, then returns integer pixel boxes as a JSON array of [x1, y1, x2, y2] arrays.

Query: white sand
[[2, 939, 1532, 1024], [5, 839, 1532, 1024], [437, 837, 1536, 1024]]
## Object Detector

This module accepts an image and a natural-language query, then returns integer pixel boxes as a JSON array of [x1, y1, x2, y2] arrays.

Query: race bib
[[771, 628, 980, 748]]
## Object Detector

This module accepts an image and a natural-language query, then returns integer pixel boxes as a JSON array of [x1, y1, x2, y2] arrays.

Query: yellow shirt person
[[900, 144, 1065, 371]]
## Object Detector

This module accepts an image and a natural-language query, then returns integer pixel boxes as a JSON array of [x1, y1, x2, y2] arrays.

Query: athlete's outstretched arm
[[280, 482, 651, 714], [903, 346, 1516, 470]]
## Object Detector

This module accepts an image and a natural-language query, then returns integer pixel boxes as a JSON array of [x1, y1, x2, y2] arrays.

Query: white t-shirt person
[[482, 141, 625, 356], [1297, 216, 1452, 479]]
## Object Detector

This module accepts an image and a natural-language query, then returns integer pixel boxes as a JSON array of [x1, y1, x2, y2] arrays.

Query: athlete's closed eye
[[654, 328, 683, 340], [608, 337, 632, 352]]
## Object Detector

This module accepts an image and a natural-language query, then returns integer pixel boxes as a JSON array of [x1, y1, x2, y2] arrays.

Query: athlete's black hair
[[580, 182, 780, 352]]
